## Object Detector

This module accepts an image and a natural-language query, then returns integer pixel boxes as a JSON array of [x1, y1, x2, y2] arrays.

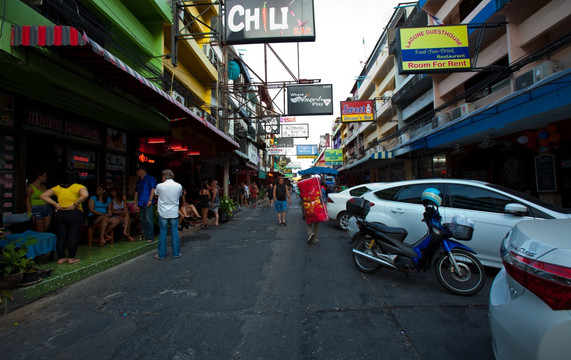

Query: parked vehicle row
[[329, 179, 571, 268]]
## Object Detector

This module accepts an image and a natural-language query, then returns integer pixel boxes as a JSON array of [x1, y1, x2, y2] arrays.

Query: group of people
[[239, 182, 259, 209], [24, 166, 222, 264]]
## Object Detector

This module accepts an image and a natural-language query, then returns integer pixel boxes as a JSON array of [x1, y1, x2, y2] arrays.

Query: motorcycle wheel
[[352, 239, 382, 274], [435, 249, 486, 296]]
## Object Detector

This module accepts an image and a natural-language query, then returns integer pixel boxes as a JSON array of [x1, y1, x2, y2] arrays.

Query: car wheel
[[337, 212, 352, 230]]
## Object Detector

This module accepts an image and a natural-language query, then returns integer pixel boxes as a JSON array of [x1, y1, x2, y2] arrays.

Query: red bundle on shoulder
[[298, 177, 328, 224]]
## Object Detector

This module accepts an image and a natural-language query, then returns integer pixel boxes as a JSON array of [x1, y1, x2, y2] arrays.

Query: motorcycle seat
[[366, 222, 408, 242]]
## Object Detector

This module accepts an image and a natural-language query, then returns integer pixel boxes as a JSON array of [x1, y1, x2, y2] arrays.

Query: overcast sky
[[238, 0, 403, 168]]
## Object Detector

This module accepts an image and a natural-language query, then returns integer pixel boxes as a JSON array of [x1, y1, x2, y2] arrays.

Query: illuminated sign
[[224, 0, 316, 45], [71, 151, 95, 170], [287, 84, 333, 116], [397, 25, 471, 73], [325, 149, 343, 165], [138, 153, 156, 164], [296, 144, 317, 159], [341, 100, 375, 122], [281, 123, 309, 138]]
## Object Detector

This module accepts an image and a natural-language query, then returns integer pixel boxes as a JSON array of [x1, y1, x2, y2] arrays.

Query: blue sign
[[296, 144, 318, 158]]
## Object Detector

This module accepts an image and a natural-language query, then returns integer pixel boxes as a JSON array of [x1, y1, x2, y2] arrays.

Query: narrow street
[[0, 201, 495, 360]]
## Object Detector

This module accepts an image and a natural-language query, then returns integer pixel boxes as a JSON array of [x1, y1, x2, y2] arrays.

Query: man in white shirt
[[153, 169, 183, 260]]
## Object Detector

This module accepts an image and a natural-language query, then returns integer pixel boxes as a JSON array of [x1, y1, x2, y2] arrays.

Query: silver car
[[489, 219, 571, 360], [360, 179, 571, 268]]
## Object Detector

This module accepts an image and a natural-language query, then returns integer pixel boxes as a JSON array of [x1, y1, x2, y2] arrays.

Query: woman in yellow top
[[25, 170, 52, 232], [40, 170, 89, 264]]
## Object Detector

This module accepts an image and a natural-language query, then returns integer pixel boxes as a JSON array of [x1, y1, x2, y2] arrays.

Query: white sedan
[[326, 183, 384, 230], [489, 219, 571, 360], [359, 179, 571, 268]]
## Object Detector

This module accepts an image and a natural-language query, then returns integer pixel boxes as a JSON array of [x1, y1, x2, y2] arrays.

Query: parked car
[[359, 179, 571, 268], [326, 183, 384, 230], [489, 219, 571, 360]]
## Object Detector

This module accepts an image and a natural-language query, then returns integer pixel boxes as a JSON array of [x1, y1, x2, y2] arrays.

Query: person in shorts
[[273, 177, 291, 226]]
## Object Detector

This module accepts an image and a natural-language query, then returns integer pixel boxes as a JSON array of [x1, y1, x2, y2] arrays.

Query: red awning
[[10, 25, 238, 151]]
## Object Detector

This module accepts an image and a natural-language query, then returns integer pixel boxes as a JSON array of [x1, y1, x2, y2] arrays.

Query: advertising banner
[[267, 147, 287, 155], [275, 137, 294, 147], [296, 144, 318, 159], [225, 0, 316, 45], [325, 149, 343, 165], [287, 84, 333, 116], [280, 116, 296, 123], [341, 100, 375, 122], [258, 115, 280, 135], [397, 25, 471, 73], [281, 123, 309, 138]]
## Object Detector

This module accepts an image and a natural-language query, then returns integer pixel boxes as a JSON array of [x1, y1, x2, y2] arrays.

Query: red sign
[[340, 100, 375, 122]]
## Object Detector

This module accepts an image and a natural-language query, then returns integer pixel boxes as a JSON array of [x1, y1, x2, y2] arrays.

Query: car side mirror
[[505, 203, 529, 216]]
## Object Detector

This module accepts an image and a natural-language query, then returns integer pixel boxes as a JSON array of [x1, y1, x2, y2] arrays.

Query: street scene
[[0, 201, 496, 360], [1, 1, 571, 359]]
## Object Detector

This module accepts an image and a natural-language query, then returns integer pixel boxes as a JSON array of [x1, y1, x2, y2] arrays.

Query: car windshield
[[487, 183, 571, 214]]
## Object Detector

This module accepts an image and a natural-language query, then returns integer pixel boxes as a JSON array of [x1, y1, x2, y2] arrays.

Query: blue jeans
[[140, 205, 154, 240], [158, 216, 180, 258]]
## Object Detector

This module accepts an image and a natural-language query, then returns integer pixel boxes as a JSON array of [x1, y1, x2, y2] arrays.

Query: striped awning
[[10, 25, 238, 150]]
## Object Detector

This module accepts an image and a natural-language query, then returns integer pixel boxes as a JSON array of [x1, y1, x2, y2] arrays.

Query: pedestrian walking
[[154, 169, 183, 260], [306, 178, 328, 245], [273, 177, 291, 226], [40, 170, 89, 264], [133, 165, 157, 243]]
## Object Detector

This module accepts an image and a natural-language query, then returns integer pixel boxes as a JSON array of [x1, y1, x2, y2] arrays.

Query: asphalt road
[[0, 200, 496, 360]]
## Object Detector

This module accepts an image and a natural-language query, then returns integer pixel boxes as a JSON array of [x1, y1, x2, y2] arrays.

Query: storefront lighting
[[170, 146, 188, 151], [186, 151, 200, 156], [147, 137, 166, 144]]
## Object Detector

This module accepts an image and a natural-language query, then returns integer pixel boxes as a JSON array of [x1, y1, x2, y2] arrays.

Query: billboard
[[341, 100, 375, 122], [275, 137, 294, 147], [397, 25, 471, 74], [224, 0, 316, 45], [281, 123, 309, 138], [258, 115, 280, 135], [325, 149, 343, 165], [287, 84, 333, 116], [267, 147, 287, 155], [296, 144, 318, 159]]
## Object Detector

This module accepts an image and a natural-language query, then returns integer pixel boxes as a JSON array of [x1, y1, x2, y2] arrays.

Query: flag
[[424, 9, 444, 26]]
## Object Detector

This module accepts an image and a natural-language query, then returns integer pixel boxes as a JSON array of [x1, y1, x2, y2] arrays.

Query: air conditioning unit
[[171, 90, 185, 106], [189, 106, 202, 118], [515, 69, 534, 90], [534, 60, 563, 83], [399, 133, 410, 144], [366, 149, 375, 156], [450, 103, 474, 120], [375, 145, 384, 152], [382, 90, 393, 100], [202, 44, 217, 64], [432, 112, 451, 127]]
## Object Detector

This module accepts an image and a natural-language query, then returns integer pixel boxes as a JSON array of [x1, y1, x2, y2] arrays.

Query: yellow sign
[[325, 149, 343, 165], [399, 25, 470, 73]]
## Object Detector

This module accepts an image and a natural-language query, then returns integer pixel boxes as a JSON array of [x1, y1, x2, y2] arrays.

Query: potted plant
[[0, 229, 36, 301], [219, 196, 237, 223]]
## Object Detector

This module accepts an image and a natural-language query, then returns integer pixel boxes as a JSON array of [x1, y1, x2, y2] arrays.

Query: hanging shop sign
[[296, 144, 318, 159], [341, 100, 375, 122], [287, 84, 333, 116], [224, 0, 316, 45], [274, 137, 294, 148], [281, 123, 309, 138], [23, 110, 102, 145], [325, 149, 343, 165], [267, 147, 287, 156], [397, 25, 471, 74], [258, 115, 280, 135], [280, 116, 296, 123], [0, 93, 14, 127], [247, 142, 259, 165]]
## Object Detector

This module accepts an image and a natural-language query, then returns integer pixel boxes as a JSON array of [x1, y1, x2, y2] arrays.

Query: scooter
[[346, 196, 486, 296]]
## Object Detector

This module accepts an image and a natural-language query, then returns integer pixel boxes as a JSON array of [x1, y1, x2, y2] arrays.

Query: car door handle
[[391, 209, 405, 214]]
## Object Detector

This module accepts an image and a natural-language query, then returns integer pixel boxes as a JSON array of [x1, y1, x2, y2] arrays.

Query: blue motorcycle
[[347, 188, 486, 296]]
